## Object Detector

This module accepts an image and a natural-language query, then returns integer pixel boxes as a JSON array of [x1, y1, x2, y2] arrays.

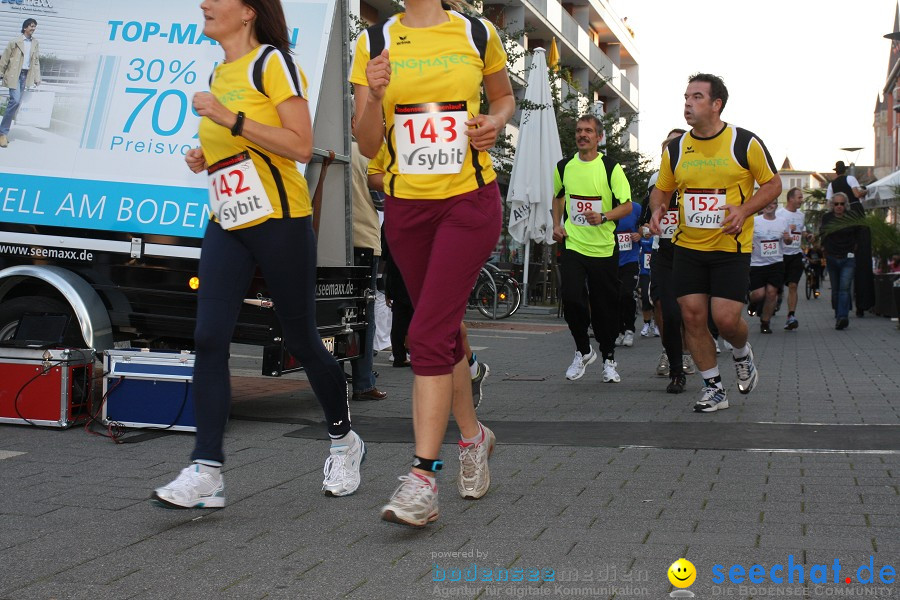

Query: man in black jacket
[[820, 193, 859, 330]]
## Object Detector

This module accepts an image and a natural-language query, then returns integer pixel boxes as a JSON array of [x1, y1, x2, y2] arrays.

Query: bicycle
[[469, 263, 522, 319], [804, 259, 822, 300]]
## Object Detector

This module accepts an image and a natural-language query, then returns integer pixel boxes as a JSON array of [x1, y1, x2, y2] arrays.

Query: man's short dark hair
[[576, 114, 603, 134], [688, 73, 728, 113], [787, 187, 802, 200], [21, 18, 37, 33]]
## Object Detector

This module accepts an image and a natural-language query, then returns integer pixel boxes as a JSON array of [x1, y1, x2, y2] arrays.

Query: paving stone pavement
[[1, 286, 898, 600]]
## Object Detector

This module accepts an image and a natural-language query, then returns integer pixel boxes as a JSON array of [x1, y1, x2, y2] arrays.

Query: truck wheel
[[0, 296, 87, 347]]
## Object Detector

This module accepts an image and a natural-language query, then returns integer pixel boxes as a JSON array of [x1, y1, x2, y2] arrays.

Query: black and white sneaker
[[733, 344, 759, 394], [471, 362, 490, 409], [694, 386, 728, 412]]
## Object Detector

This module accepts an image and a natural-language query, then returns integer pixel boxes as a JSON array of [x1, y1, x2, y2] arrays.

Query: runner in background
[[775, 187, 807, 330], [642, 129, 689, 393], [614, 199, 643, 348], [749, 199, 791, 334]]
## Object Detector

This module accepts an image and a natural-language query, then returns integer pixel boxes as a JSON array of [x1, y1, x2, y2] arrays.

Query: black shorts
[[672, 246, 751, 302], [749, 262, 785, 291], [782, 253, 804, 285]]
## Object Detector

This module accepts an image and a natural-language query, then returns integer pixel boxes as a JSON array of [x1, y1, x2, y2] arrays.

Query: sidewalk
[[1, 288, 898, 599]]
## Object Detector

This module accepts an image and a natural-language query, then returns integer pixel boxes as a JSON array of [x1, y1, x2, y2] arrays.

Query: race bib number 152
[[683, 188, 727, 229]]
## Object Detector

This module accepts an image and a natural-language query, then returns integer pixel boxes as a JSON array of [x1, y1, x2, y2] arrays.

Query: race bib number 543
[[395, 101, 468, 174], [683, 188, 727, 229]]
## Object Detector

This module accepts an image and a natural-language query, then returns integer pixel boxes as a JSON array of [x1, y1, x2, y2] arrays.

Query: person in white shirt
[[825, 161, 866, 208], [775, 187, 808, 330], [749, 200, 792, 334]]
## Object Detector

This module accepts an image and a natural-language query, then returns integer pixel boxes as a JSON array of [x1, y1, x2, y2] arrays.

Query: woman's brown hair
[[243, 0, 292, 52]]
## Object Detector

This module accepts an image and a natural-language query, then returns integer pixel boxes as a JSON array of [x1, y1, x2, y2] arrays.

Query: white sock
[[460, 423, 484, 445], [699, 367, 720, 380], [732, 344, 750, 359], [330, 431, 355, 447], [193, 460, 222, 473], [469, 357, 479, 379]]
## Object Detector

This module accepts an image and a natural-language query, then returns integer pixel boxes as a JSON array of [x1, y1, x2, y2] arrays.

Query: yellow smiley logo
[[668, 558, 696, 588]]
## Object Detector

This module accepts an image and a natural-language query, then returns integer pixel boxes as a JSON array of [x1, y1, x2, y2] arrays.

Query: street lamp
[[840, 146, 863, 177]]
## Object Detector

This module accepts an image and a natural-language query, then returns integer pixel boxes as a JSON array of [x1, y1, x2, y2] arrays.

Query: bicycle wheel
[[474, 279, 517, 319]]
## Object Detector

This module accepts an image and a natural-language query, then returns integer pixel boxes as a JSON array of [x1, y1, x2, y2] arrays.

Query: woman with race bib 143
[[351, 0, 514, 527]]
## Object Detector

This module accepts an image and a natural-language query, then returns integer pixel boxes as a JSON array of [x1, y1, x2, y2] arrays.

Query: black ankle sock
[[703, 375, 723, 389]]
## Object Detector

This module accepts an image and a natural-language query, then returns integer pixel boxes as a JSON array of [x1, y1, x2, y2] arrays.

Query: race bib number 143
[[395, 101, 468, 175]]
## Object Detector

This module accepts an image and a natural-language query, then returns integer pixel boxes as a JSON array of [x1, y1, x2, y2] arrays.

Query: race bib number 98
[[568, 194, 601, 227], [395, 101, 468, 175], [207, 151, 274, 230], [683, 188, 727, 229]]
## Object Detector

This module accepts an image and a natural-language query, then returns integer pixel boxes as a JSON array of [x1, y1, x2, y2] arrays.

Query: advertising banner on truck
[[0, 0, 334, 239]]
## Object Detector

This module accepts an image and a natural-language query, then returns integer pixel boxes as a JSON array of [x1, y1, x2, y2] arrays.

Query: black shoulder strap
[[555, 156, 570, 198], [733, 127, 753, 171], [250, 45, 278, 98], [601, 155, 621, 209], [366, 22, 388, 59], [459, 14, 489, 61], [665, 134, 684, 176]]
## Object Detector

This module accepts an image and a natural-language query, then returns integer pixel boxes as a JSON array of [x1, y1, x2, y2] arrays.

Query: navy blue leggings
[[191, 218, 350, 464]]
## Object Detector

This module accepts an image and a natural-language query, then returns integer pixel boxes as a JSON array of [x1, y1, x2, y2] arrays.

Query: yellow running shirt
[[553, 153, 632, 258], [349, 11, 507, 200], [655, 124, 777, 253], [200, 45, 311, 228]]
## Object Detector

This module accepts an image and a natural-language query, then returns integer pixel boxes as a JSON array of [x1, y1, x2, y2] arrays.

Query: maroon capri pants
[[384, 181, 502, 376]]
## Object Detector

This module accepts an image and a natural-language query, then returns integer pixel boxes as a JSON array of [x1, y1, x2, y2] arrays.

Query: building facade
[[350, 0, 640, 152]]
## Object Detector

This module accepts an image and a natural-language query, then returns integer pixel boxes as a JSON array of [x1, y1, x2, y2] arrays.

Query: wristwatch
[[599, 213, 608, 224]]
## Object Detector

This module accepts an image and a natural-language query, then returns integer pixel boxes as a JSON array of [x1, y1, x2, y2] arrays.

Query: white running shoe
[[457, 424, 495, 499], [381, 473, 439, 527], [623, 331, 634, 347], [152, 464, 225, 509], [640, 322, 651, 337], [652, 322, 660, 337], [733, 344, 759, 395], [614, 333, 625, 346], [655, 352, 670, 377], [565, 348, 597, 380], [682, 354, 696, 374], [322, 430, 366, 497], [602, 359, 621, 383]]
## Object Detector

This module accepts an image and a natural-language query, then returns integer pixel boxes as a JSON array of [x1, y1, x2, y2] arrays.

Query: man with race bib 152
[[649, 73, 782, 413]]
